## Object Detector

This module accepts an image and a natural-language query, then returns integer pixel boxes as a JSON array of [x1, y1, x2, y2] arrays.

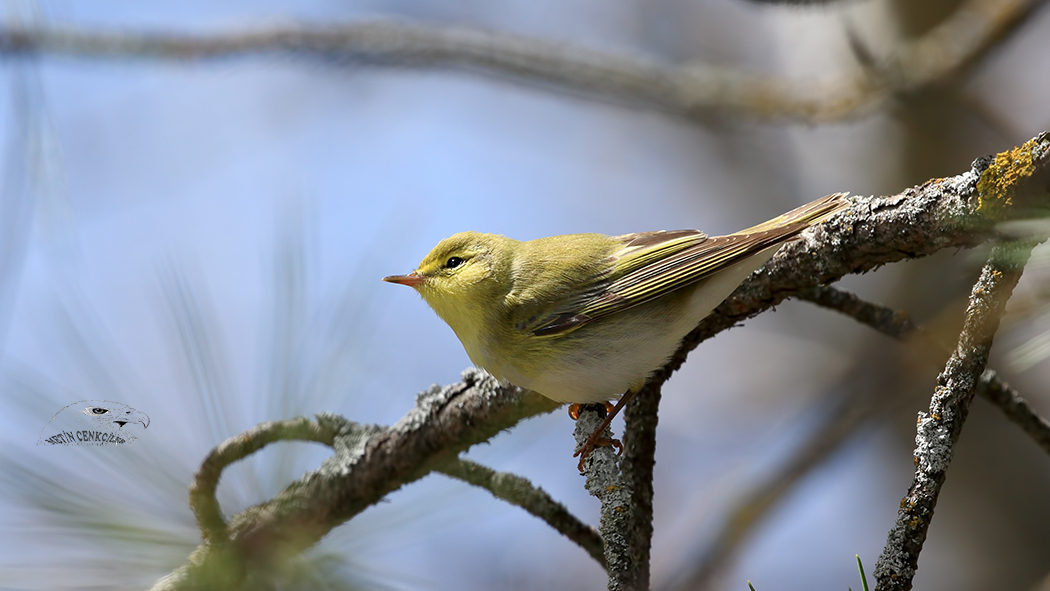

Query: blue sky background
[[2, 1, 1050, 590]]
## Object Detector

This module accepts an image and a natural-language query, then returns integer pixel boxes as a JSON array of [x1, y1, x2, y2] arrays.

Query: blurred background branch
[[0, 0, 1041, 123]]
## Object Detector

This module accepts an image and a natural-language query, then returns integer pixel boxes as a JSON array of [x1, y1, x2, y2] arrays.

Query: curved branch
[[189, 415, 344, 544], [0, 0, 1042, 122]]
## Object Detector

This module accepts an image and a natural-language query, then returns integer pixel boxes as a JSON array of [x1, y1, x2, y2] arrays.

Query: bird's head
[[384, 231, 515, 329]]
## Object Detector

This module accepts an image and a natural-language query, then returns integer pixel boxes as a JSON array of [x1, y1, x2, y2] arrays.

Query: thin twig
[[975, 369, 1050, 456], [435, 457, 607, 569], [797, 285, 918, 339], [0, 0, 1042, 122], [873, 240, 1037, 591]]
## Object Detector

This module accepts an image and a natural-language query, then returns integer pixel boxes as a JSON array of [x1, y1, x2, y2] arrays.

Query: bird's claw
[[573, 435, 623, 472]]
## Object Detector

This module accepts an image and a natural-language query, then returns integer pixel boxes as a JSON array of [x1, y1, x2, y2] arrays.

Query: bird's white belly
[[522, 319, 690, 403]]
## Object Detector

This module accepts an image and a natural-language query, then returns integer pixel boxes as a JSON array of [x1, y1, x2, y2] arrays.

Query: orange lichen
[[976, 138, 1039, 218]]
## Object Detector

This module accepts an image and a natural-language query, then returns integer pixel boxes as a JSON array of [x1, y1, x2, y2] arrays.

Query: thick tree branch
[[435, 457, 607, 569], [572, 386, 660, 591], [0, 0, 1042, 122], [153, 133, 1050, 590], [873, 240, 1038, 591]]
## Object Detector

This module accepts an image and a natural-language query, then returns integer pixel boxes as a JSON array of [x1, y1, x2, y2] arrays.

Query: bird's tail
[[736, 192, 850, 235]]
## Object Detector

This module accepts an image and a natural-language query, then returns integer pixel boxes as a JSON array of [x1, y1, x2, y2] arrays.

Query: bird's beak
[[383, 272, 426, 287]]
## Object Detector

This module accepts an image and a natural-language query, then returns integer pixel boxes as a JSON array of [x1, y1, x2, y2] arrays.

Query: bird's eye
[[89, 408, 108, 415], [445, 257, 465, 269]]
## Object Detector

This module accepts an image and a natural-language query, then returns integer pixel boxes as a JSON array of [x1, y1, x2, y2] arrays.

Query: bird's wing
[[529, 193, 848, 336], [520, 229, 702, 335]]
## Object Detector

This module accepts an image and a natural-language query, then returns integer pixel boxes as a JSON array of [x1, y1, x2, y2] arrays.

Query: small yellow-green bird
[[384, 192, 849, 468]]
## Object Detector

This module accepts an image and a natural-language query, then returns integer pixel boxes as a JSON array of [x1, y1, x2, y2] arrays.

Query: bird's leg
[[572, 392, 634, 471]]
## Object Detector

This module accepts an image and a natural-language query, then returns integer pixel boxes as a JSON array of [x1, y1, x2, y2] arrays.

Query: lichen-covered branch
[[573, 406, 631, 587], [677, 132, 1050, 368], [572, 387, 660, 590], [0, 0, 1041, 122], [873, 240, 1038, 591], [435, 457, 606, 569], [153, 370, 561, 591]]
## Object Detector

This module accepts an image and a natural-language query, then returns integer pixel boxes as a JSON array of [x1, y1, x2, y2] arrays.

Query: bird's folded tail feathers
[[735, 192, 850, 235]]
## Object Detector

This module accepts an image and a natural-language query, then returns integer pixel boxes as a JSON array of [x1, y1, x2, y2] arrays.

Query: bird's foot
[[570, 393, 637, 472], [567, 401, 615, 421], [573, 431, 623, 472]]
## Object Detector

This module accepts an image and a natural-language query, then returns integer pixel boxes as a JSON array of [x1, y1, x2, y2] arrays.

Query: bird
[[384, 192, 849, 470]]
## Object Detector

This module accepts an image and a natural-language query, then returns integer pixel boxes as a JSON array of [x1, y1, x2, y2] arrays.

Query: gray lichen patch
[[329, 424, 385, 476], [460, 366, 508, 400], [947, 166, 979, 197], [913, 411, 953, 475], [873, 522, 917, 583], [401, 380, 465, 432]]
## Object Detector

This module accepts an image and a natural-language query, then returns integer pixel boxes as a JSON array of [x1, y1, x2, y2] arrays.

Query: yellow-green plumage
[[385, 193, 849, 404]]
